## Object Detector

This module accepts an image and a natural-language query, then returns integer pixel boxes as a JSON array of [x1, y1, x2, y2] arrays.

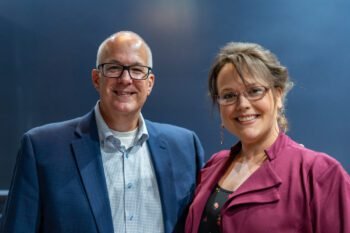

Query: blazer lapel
[[227, 161, 282, 208], [191, 151, 233, 233], [71, 111, 114, 233], [146, 121, 177, 233]]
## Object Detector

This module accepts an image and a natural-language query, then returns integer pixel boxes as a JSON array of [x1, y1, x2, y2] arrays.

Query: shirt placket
[[122, 146, 138, 233]]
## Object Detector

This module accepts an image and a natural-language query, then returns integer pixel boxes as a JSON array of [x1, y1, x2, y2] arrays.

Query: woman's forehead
[[217, 62, 269, 87]]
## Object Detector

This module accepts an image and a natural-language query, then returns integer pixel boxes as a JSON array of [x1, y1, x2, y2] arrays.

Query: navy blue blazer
[[0, 110, 204, 233]]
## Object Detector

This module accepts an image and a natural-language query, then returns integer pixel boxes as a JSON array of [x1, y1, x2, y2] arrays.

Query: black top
[[198, 184, 233, 233]]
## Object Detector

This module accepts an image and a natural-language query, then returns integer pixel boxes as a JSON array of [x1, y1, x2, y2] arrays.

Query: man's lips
[[113, 90, 136, 96]]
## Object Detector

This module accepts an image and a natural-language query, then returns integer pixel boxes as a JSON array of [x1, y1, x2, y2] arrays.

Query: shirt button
[[127, 183, 132, 189], [129, 215, 133, 220]]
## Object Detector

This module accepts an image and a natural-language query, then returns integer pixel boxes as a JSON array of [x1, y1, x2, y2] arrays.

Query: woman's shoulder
[[204, 150, 231, 168], [277, 134, 348, 179]]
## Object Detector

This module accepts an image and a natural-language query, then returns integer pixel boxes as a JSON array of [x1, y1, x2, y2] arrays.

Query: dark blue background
[[1, 0, 349, 189]]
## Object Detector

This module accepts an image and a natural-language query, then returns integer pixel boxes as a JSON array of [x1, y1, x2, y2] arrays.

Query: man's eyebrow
[[103, 60, 146, 66]]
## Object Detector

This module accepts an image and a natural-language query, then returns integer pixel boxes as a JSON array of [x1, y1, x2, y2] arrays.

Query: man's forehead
[[108, 32, 143, 48], [102, 35, 146, 55], [96, 32, 151, 67]]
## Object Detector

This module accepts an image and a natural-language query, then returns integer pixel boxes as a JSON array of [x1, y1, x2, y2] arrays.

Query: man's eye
[[107, 65, 123, 71], [130, 66, 145, 74]]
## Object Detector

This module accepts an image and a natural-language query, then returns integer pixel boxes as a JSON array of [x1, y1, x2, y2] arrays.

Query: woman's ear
[[275, 87, 284, 109]]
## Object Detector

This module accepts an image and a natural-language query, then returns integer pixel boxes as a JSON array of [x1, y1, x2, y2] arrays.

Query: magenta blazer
[[185, 133, 350, 233]]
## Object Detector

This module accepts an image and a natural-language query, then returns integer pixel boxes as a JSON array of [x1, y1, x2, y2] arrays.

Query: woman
[[185, 42, 350, 233]]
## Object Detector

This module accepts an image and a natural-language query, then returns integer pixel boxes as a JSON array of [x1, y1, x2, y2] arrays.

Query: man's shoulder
[[26, 111, 93, 138], [28, 118, 78, 133]]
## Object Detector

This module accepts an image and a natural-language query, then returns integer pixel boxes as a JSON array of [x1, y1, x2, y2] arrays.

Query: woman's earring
[[220, 124, 224, 145]]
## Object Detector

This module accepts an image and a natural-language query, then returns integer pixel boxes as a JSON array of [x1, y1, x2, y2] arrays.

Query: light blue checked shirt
[[94, 103, 164, 233]]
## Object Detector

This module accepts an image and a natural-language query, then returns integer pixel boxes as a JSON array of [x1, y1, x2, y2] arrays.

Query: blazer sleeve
[[310, 157, 350, 233], [173, 131, 204, 233], [192, 132, 205, 174], [0, 134, 41, 233]]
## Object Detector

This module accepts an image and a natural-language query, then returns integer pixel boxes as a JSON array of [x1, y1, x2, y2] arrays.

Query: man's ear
[[91, 69, 100, 90], [147, 73, 155, 95]]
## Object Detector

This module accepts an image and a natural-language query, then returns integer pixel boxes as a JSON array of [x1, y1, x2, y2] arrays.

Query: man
[[0, 31, 204, 233]]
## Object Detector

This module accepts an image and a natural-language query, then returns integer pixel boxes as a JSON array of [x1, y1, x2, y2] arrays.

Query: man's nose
[[118, 69, 133, 83]]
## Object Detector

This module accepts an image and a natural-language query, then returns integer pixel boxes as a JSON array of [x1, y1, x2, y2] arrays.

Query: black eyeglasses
[[216, 86, 269, 106], [97, 63, 152, 80]]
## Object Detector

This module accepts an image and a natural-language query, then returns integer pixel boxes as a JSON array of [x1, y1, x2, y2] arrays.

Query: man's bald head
[[96, 31, 153, 68]]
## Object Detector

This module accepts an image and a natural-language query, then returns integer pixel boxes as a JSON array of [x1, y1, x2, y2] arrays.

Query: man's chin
[[113, 104, 139, 114]]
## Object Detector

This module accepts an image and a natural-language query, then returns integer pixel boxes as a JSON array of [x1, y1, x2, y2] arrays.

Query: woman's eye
[[222, 92, 237, 100], [248, 87, 264, 96]]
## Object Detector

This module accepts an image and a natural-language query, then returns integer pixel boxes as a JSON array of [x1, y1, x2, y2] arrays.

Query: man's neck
[[100, 110, 140, 132]]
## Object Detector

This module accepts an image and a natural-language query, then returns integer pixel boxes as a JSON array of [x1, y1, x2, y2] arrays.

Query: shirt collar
[[94, 101, 149, 149]]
